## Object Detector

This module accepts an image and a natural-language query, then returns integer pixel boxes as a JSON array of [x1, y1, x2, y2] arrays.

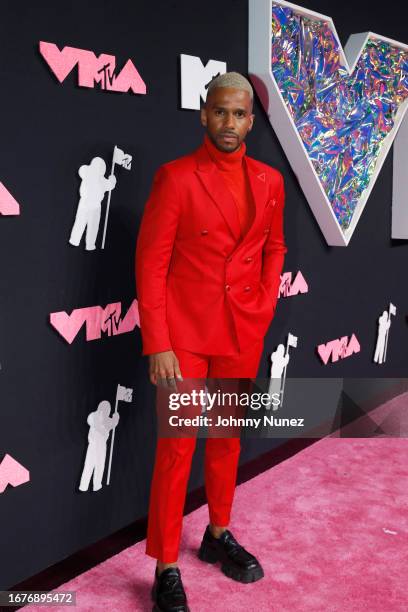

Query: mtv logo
[[50, 299, 140, 343], [0, 454, 30, 493], [180, 54, 226, 110], [317, 334, 361, 365], [39, 42, 146, 94]]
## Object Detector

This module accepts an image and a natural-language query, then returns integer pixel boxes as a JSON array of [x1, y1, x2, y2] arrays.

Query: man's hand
[[148, 350, 183, 388]]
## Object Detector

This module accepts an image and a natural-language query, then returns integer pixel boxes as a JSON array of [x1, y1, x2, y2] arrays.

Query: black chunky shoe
[[151, 566, 190, 612], [198, 525, 264, 584]]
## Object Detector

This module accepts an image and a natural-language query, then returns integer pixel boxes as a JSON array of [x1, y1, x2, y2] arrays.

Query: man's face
[[200, 87, 254, 153]]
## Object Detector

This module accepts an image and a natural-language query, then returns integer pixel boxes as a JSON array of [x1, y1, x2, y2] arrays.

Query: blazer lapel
[[240, 156, 270, 246], [194, 143, 241, 242], [194, 141, 270, 246]]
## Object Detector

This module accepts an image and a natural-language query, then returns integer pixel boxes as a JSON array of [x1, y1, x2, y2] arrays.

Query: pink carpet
[[28, 394, 408, 611]]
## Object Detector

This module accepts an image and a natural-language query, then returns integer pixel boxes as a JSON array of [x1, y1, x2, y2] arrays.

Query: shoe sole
[[198, 544, 265, 584], [152, 604, 191, 612], [221, 562, 264, 584], [151, 586, 190, 611]]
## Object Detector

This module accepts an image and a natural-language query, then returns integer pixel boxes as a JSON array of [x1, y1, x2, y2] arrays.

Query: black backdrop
[[1, 0, 407, 590]]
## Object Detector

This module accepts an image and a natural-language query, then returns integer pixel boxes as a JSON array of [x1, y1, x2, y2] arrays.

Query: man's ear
[[200, 107, 207, 127]]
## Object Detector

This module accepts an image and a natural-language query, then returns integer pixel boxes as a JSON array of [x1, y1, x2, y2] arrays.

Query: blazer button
[[225, 284, 231, 291], [245, 256, 253, 263], [264, 228, 270, 234], [244, 286, 251, 292], [226, 256, 232, 263], [201, 229, 209, 235]]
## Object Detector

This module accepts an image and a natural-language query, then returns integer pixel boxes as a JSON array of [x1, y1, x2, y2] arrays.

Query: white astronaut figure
[[79, 400, 120, 492], [374, 310, 391, 364], [69, 157, 116, 251], [267, 344, 290, 410]]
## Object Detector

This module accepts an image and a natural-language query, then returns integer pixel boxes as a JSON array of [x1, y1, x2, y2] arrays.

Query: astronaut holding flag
[[78, 400, 119, 492], [69, 145, 132, 252], [374, 302, 397, 364], [267, 332, 298, 410], [79, 383, 133, 492], [69, 157, 116, 251]]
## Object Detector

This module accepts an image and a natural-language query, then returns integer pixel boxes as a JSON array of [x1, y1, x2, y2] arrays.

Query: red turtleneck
[[203, 133, 255, 238]]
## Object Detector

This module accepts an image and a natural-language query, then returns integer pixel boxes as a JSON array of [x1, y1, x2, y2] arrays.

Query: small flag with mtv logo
[[288, 333, 298, 348], [113, 145, 132, 170], [389, 302, 397, 316], [116, 384, 133, 403]]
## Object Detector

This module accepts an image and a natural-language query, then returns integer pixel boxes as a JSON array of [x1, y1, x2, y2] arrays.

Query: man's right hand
[[148, 350, 183, 388]]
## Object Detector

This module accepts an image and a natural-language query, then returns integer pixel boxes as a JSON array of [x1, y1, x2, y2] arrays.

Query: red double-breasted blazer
[[135, 138, 287, 356]]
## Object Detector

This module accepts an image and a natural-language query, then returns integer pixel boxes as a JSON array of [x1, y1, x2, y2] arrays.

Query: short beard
[[207, 130, 241, 153]]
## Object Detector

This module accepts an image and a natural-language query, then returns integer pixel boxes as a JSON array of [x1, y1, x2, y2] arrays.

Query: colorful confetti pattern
[[271, 4, 408, 230]]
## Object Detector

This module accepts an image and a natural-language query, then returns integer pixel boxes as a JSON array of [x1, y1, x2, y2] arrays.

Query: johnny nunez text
[[168, 415, 305, 428]]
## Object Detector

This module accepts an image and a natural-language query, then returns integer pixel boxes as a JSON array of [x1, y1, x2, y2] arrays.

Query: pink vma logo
[[317, 334, 361, 365], [279, 271, 308, 298], [39, 42, 146, 94], [50, 299, 140, 344]]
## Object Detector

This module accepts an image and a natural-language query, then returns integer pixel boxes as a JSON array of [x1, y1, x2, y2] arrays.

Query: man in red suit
[[135, 71, 287, 611]]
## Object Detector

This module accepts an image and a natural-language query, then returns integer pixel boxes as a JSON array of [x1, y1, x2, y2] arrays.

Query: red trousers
[[145, 340, 264, 563]]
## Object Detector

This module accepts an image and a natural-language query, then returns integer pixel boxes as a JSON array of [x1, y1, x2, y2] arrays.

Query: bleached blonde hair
[[206, 71, 253, 103]]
